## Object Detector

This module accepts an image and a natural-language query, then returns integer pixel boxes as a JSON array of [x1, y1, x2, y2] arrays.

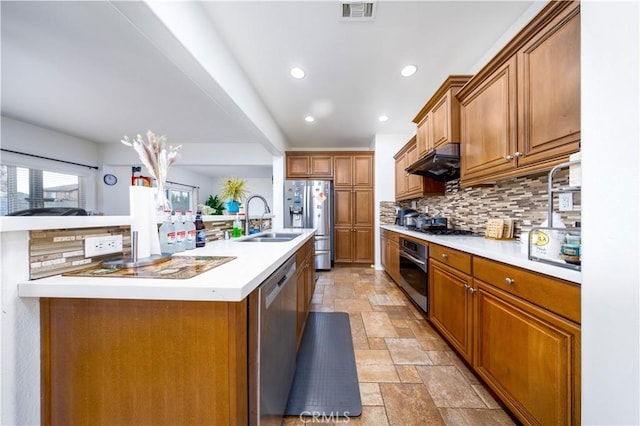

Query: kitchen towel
[[129, 186, 161, 259]]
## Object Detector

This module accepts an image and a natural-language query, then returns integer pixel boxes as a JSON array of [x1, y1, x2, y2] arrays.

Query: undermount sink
[[237, 232, 302, 242]]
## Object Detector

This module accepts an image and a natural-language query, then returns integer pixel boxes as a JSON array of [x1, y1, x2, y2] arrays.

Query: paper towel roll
[[129, 186, 161, 259]]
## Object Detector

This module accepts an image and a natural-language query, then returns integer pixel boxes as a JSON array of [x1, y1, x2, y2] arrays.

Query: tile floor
[[283, 265, 517, 426]]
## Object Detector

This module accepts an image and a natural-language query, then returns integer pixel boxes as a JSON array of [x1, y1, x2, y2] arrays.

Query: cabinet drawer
[[381, 229, 399, 243], [473, 256, 580, 324], [429, 244, 471, 275]]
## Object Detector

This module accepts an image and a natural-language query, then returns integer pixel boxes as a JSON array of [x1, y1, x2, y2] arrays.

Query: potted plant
[[220, 177, 248, 213]]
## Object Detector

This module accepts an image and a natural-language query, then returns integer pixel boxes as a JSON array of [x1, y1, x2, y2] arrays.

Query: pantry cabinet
[[457, 1, 580, 187], [413, 75, 472, 157], [285, 153, 333, 178], [334, 153, 374, 264], [394, 137, 444, 201]]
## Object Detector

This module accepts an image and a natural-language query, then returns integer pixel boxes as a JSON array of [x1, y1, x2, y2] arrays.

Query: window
[[166, 184, 194, 213], [0, 165, 83, 215]]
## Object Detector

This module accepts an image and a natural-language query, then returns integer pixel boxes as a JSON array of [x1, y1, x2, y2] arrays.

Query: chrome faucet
[[245, 194, 271, 235]]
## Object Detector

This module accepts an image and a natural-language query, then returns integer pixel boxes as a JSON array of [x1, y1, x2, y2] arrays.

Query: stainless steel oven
[[398, 238, 428, 313]]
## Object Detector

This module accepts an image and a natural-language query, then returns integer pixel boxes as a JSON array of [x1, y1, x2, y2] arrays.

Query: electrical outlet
[[85, 235, 123, 257], [559, 193, 573, 211]]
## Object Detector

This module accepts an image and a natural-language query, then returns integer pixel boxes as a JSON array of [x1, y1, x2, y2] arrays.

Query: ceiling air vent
[[341, 2, 376, 21]]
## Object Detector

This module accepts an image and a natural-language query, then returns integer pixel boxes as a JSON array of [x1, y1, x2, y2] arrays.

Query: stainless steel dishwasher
[[250, 254, 297, 426]]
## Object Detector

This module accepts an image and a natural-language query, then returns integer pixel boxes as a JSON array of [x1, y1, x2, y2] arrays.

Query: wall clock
[[103, 173, 118, 186]]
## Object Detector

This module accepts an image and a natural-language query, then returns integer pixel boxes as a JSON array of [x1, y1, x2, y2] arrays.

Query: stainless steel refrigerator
[[284, 180, 332, 270]]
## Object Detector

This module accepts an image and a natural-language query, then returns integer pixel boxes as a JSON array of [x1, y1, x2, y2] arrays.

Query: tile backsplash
[[384, 170, 581, 237]]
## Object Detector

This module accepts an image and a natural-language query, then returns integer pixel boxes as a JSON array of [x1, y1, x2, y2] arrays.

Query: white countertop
[[0, 214, 275, 232], [381, 225, 581, 284], [18, 229, 315, 302]]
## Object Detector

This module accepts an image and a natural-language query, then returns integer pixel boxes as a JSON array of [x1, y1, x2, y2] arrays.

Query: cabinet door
[[381, 235, 389, 271], [333, 188, 353, 227], [352, 155, 373, 187], [353, 189, 373, 227], [388, 239, 400, 284], [474, 282, 580, 426], [309, 155, 333, 177], [431, 93, 451, 149], [353, 227, 373, 263], [460, 57, 518, 182], [286, 156, 309, 178], [517, 3, 580, 167], [416, 113, 432, 157], [333, 156, 352, 187], [405, 143, 423, 196], [333, 227, 354, 263], [429, 261, 473, 362], [296, 268, 307, 348], [395, 154, 408, 200]]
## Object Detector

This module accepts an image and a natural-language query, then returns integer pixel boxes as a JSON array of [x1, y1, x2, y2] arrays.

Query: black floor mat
[[284, 312, 362, 418]]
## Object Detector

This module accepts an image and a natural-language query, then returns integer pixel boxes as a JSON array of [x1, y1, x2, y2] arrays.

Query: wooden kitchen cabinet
[[428, 244, 474, 362], [333, 152, 374, 264], [333, 154, 373, 187], [40, 298, 249, 426], [413, 75, 472, 157], [295, 238, 316, 348], [457, 1, 580, 187], [380, 229, 400, 284], [473, 256, 581, 426], [394, 137, 444, 201], [285, 152, 333, 178]]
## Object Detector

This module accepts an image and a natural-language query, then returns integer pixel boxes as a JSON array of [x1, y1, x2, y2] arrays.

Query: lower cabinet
[[380, 229, 400, 284], [428, 260, 473, 363], [474, 282, 580, 426], [424, 239, 581, 425], [334, 226, 373, 264], [296, 239, 316, 348]]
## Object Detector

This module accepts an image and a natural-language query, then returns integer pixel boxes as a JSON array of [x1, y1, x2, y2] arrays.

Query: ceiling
[[1, 1, 536, 162]]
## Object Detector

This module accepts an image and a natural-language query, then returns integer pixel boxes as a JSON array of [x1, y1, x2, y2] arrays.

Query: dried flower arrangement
[[121, 130, 181, 211]]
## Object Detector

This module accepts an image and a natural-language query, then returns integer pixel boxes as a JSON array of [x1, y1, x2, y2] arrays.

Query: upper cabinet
[[457, 0, 580, 187], [413, 75, 472, 158], [394, 137, 444, 201], [334, 154, 373, 188], [285, 153, 333, 179]]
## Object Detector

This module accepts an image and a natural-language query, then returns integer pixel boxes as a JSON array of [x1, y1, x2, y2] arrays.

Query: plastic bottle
[[174, 210, 186, 252], [533, 212, 566, 260], [185, 210, 196, 250], [232, 213, 242, 238], [158, 210, 175, 254], [195, 211, 206, 248]]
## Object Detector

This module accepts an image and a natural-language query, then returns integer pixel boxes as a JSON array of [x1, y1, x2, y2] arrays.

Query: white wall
[[0, 116, 101, 211], [373, 134, 413, 269], [581, 1, 639, 424]]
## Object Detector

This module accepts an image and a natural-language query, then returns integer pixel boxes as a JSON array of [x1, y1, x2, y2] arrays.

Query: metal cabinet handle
[[505, 154, 514, 161], [469, 287, 476, 294], [463, 284, 469, 290], [505, 277, 515, 285], [514, 151, 523, 157], [441, 253, 448, 259]]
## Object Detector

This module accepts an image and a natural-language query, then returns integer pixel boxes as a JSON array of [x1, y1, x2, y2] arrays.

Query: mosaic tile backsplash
[[382, 170, 581, 237]]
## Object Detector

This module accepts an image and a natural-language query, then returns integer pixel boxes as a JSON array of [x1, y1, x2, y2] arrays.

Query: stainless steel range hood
[[405, 143, 461, 181]]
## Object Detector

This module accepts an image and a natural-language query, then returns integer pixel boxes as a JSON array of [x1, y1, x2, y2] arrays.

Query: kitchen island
[[4, 220, 314, 426]]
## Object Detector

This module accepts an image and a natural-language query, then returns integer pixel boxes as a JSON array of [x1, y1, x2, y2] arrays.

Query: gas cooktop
[[414, 228, 476, 236]]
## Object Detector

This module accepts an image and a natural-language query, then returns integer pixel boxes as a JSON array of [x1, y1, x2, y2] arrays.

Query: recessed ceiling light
[[378, 115, 389, 122], [401, 65, 417, 77], [305, 116, 315, 122], [290, 67, 306, 79]]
